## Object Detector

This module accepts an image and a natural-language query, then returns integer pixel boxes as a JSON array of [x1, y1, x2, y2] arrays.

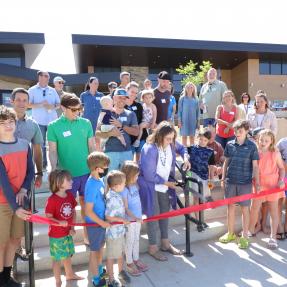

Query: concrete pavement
[[19, 232, 287, 287]]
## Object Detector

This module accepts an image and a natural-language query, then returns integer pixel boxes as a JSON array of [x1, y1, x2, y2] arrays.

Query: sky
[[1, 0, 287, 73]]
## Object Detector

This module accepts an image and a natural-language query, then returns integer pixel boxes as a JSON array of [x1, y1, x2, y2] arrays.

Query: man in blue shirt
[[96, 88, 139, 171], [28, 70, 60, 169]]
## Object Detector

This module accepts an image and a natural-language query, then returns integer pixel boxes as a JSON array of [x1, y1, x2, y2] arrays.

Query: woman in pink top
[[249, 130, 285, 249], [215, 90, 239, 149]]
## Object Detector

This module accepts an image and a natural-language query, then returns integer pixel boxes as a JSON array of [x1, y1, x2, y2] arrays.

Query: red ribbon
[[29, 183, 286, 227]]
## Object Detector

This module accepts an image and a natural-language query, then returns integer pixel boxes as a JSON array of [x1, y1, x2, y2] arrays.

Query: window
[[0, 90, 12, 106], [259, 59, 287, 75], [0, 53, 22, 67]]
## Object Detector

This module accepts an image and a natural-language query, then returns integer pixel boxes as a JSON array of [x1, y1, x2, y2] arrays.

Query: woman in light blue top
[[178, 82, 199, 146]]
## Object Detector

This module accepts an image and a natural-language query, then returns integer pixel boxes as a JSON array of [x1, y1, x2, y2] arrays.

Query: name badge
[[229, 111, 235, 115], [63, 131, 72, 137], [96, 97, 101, 100], [132, 106, 137, 111], [161, 99, 166, 104], [119, 116, 127, 122]]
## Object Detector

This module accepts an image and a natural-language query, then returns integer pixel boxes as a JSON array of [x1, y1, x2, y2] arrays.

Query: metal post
[[184, 185, 193, 257]]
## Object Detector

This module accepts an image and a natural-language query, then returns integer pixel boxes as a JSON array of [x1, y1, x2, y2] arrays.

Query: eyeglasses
[[43, 90, 46, 97], [67, 106, 83, 113]]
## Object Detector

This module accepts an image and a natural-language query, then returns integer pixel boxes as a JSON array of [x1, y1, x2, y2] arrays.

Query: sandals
[[238, 237, 249, 249], [160, 245, 183, 255], [134, 260, 149, 272], [276, 232, 286, 241], [148, 251, 168, 261], [126, 263, 141, 276], [267, 238, 278, 250], [219, 232, 237, 243]]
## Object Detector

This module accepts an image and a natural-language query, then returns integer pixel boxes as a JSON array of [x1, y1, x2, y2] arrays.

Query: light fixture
[[249, 82, 254, 88]]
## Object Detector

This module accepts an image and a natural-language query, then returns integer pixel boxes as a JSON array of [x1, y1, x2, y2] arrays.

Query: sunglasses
[[43, 90, 46, 97], [58, 82, 65, 85], [67, 106, 83, 113]]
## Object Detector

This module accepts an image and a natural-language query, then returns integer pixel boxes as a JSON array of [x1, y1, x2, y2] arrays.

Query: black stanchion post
[[184, 186, 193, 257], [197, 182, 204, 232]]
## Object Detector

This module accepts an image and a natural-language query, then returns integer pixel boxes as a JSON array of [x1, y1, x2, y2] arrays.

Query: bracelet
[[35, 172, 43, 176]]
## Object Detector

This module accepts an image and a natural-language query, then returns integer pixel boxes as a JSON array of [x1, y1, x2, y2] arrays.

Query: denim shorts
[[203, 118, 216, 127], [69, 174, 89, 197], [86, 226, 106, 251], [131, 139, 146, 154], [105, 150, 133, 171]]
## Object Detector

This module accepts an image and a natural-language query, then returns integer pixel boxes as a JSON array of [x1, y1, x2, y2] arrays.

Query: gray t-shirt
[[15, 115, 43, 145], [104, 109, 138, 152], [277, 137, 287, 164], [199, 80, 227, 119]]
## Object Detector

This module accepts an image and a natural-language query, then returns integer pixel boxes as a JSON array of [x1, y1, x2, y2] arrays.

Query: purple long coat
[[138, 141, 187, 217]]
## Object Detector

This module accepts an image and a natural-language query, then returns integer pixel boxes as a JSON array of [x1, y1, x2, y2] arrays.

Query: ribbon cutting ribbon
[[29, 183, 287, 227]]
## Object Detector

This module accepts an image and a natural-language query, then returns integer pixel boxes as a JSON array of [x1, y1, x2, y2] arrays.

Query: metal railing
[[175, 162, 208, 257]]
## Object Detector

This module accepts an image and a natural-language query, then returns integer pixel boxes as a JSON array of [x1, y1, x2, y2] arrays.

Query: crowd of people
[[0, 67, 286, 287]]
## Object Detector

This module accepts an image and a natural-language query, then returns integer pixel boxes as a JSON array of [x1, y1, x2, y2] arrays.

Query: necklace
[[158, 147, 167, 167]]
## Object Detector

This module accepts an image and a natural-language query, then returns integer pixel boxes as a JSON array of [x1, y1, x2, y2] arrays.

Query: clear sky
[[1, 0, 287, 73]]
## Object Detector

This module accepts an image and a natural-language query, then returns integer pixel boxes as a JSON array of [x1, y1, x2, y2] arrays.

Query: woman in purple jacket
[[138, 121, 190, 261]]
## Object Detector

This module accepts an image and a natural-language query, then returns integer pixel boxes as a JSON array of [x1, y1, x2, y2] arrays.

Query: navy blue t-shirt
[[188, 145, 215, 180]]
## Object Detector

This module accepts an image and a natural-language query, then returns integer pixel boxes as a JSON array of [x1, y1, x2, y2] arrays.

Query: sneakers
[[108, 279, 121, 287], [238, 237, 249, 249], [92, 277, 106, 287], [118, 270, 131, 285], [132, 140, 140, 148], [3, 277, 24, 287], [219, 232, 237, 243]]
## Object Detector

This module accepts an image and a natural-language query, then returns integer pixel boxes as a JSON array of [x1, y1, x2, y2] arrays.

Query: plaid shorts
[[49, 235, 75, 261]]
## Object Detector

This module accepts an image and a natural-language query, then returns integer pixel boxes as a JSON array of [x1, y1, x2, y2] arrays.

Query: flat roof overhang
[[0, 32, 45, 44]]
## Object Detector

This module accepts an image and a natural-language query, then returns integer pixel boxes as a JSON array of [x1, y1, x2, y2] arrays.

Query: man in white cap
[[53, 76, 65, 97]]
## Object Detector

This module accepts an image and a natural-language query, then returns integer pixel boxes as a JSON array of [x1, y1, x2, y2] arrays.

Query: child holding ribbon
[[45, 169, 83, 287]]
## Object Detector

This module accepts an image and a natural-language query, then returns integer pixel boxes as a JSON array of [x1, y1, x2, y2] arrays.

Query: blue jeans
[[105, 150, 133, 171], [131, 139, 146, 154], [39, 124, 48, 167], [215, 135, 235, 149], [203, 118, 216, 127]]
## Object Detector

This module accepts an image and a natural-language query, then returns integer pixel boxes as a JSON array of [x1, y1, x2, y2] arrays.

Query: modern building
[[1, 1, 287, 109]]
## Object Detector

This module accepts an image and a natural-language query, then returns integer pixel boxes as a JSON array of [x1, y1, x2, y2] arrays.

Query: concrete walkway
[[20, 232, 287, 287]]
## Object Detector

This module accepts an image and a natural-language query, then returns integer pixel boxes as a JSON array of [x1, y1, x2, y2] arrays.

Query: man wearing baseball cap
[[153, 71, 171, 124], [96, 88, 139, 171], [53, 76, 66, 98]]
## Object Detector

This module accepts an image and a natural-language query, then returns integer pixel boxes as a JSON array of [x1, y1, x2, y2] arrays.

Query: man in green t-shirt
[[47, 93, 95, 244]]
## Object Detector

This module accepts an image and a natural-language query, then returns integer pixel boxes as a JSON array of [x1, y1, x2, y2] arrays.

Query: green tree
[[176, 60, 213, 86]]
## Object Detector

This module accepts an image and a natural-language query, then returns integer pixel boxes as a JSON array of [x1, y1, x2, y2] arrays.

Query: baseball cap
[[53, 76, 65, 84], [114, 88, 128, 97], [158, 71, 171, 81]]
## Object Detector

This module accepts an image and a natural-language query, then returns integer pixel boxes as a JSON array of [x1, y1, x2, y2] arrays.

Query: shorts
[[189, 172, 211, 197], [131, 139, 146, 154], [0, 204, 24, 244], [106, 236, 124, 259], [69, 174, 89, 197], [203, 118, 216, 127], [86, 226, 106, 251], [225, 182, 252, 206], [49, 235, 75, 261]]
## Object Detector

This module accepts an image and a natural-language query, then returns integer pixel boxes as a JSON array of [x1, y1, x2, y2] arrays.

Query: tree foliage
[[176, 60, 213, 86]]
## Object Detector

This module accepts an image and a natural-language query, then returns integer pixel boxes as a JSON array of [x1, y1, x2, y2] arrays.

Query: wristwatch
[[35, 172, 43, 176]]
